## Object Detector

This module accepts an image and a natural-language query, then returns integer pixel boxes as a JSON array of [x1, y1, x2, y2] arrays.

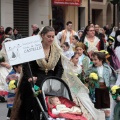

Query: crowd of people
[[0, 21, 120, 120]]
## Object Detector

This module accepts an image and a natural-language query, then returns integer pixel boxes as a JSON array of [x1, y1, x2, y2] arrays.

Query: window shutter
[[13, 0, 29, 37]]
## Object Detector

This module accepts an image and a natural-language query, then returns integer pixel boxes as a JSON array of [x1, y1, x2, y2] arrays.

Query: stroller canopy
[[40, 76, 73, 100]]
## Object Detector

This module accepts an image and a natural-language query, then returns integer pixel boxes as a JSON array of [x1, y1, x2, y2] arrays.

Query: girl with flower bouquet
[[85, 52, 116, 120], [6, 64, 22, 119]]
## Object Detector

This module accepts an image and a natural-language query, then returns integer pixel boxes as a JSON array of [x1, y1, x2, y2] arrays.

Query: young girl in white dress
[[75, 42, 90, 72], [0, 38, 12, 101], [70, 52, 82, 75], [62, 42, 74, 60]]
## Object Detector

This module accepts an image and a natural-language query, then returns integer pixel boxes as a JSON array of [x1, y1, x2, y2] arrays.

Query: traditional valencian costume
[[0, 38, 12, 100], [11, 34, 104, 120]]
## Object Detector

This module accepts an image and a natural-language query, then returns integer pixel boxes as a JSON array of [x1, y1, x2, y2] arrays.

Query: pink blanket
[[46, 96, 87, 120]]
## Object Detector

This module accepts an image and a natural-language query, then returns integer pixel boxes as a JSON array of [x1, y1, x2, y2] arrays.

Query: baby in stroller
[[41, 76, 87, 120], [46, 96, 87, 120], [49, 96, 81, 115]]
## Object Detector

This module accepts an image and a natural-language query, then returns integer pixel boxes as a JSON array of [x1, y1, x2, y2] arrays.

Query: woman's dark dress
[[18, 58, 63, 120]]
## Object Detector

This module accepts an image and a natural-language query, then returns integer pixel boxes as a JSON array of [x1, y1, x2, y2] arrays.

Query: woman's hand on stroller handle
[[28, 77, 37, 83]]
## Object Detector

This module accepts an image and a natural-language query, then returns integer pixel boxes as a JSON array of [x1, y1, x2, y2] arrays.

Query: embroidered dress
[[78, 54, 90, 72], [0, 41, 12, 96], [84, 36, 100, 52]]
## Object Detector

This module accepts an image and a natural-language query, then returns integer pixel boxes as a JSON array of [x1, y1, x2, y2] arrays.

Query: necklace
[[44, 48, 50, 60], [43, 47, 51, 75]]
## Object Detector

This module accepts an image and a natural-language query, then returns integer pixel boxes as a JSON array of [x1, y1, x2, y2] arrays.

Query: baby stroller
[[39, 76, 87, 120]]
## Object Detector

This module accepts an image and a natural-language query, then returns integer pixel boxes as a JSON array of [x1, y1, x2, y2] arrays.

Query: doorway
[[78, 7, 85, 30], [92, 9, 103, 26], [52, 6, 65, 35]]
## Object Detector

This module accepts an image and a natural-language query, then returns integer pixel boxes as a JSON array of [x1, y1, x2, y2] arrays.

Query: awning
[[52, 0, 81, 6]]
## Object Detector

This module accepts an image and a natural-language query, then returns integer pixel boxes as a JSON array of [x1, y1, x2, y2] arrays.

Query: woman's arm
[[54, 57, 64, 78], [0, 62, 11, 69]]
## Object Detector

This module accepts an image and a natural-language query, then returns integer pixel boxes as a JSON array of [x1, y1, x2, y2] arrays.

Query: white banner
[[5, 35, 45, 65]]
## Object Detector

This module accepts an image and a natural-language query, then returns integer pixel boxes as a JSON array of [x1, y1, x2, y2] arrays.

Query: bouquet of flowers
[[110, 85, 120, 100], [33, 85, 42, 97], [8, 80, 18, 90], [85, 72, 99, 103], [86, 72, 99, 88]]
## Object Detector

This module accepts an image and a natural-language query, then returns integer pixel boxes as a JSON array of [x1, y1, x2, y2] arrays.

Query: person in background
[[100, 27, 108, 41], [71, 35, 80, 51], [4, 27, 14, 40], [31, 24, 40, 36], [94, 24, 104, 50], [70, 52, 82, 75], [107, 36, 115, 68], [0, 38, 12, 102], [77, 30, 83, 41], [105, 25, 111, 36], [62, 42, 74, 60], [75, 42, 90, 72], [0, 26, 4, 50], [57, 21, 77, 46], [12, 28, 22, 40], [6, 64, 22, 120], [83, 25, 100, 58], [109, 31, 120, 120]]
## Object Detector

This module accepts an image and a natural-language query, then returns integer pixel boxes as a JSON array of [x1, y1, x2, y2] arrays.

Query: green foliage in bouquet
[[77, 73, 86, 84], [33, 85, 41, 97]]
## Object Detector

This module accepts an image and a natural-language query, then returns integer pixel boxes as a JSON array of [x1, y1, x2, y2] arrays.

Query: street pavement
[[0, 102, 8, 120]]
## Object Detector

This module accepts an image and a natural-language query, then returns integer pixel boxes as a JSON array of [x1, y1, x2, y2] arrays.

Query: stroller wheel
[[0, 96, 6, 102]]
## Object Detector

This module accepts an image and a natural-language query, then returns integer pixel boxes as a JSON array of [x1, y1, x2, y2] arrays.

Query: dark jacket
[[95, 32, 104, 50], [12, 34, 22, 40], [32, 28, 40, 36]]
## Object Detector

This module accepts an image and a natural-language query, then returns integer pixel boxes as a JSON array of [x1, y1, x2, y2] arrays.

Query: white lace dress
[[0, 53, 12, 97]]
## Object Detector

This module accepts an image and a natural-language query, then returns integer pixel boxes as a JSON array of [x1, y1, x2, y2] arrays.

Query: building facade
[[0, 0, 88, 36], [90, 0, 114, 27], [0, 0, 117, 36]]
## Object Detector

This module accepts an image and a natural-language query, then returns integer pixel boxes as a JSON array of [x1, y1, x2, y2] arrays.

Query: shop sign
[[92, 0, 103, 2], [52, 0, 81, 6]]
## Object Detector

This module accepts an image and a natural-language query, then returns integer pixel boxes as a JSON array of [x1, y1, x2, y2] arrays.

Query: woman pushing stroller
[[11, 26, 104, 120]]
